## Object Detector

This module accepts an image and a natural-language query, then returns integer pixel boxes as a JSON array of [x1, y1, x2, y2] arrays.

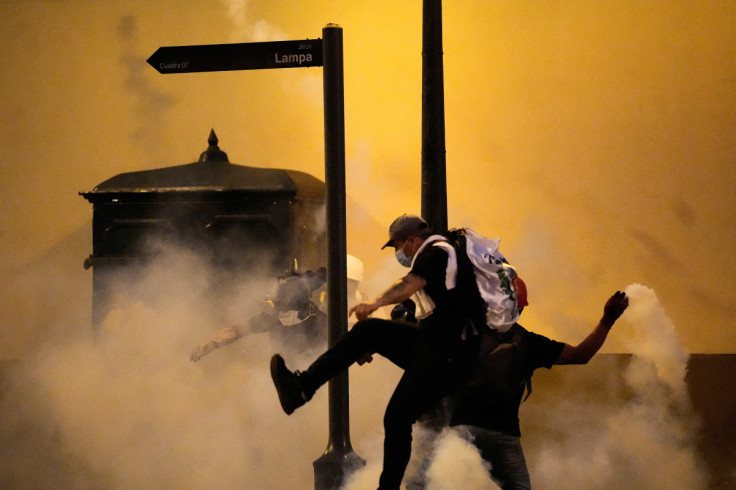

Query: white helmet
[[346, 254, 364, 282]]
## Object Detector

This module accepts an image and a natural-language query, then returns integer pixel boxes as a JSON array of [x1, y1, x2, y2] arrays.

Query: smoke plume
[[528, 284, 706, 489], [0, 237, 709, 490], [2, 243, 334, 488]]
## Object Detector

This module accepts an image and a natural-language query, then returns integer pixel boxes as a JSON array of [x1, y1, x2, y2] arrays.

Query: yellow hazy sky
[[1, 1, 734, 353]]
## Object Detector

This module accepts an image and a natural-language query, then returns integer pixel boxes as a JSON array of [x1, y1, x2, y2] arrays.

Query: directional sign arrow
[[147, 39, 323, 74]]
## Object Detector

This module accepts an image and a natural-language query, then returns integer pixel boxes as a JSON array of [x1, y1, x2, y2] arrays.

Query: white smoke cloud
[[3, 243, 333, 489], [221, 0, 252, 42], [252, 18, 288, 43], [220, 0, 287, 43], [1, 240, 713, 490], [118, 14, 176, 164], [343, 424, 497, 490], [424, 429, 496, 490], [620, 284, 690, 400], [529, 284, 707, 489]]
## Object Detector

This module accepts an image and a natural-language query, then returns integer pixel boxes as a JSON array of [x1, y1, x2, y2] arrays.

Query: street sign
[[147, 39, 323, 74], [147, 25, 359, 488]]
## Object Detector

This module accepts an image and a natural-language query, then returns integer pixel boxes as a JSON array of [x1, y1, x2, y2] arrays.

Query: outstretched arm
[[555, 291, 629, 365], [349, 273, 427, 321], [190, 323, 252, 362]]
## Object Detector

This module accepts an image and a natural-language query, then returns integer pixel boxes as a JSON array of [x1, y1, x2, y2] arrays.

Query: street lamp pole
[[421, 0, 448, 234], [313, 23, 365, 490]]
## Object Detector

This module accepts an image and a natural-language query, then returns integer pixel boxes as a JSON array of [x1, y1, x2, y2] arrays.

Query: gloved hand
[[602, 291, 629, 328], [190, 342, 212, 362], [356, 352, 374, 365]]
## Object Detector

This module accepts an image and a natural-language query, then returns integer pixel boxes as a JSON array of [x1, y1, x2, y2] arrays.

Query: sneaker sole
[[270, 354, 295, 415]]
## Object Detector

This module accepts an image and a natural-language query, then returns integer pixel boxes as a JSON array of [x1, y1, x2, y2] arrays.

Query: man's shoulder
[[417, 238, 452, 259], [517, 324, 549, 340], [519, 326, 566, 367], [412, 243, 450, 276]]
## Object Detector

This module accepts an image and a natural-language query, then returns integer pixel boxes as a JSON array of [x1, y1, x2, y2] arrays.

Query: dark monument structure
[[81, 130, 327, 330]]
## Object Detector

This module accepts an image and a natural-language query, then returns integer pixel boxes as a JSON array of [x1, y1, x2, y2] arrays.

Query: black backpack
[[443, 228, 523, 333], [443, 228, 532, 402]]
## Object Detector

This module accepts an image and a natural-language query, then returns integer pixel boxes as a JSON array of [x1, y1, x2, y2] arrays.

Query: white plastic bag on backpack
[[463, 229, 521, 332]]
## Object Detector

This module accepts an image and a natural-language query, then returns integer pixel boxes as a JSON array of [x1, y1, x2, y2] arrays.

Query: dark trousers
[[456, 425, 531, 490], [301, 318, 468, 490]]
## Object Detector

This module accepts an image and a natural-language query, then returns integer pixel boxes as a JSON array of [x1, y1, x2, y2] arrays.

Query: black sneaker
[[270, 354, 310, 415]]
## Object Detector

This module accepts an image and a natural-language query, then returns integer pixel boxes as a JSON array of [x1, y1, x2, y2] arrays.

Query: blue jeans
[[455, 425, 532, 490]]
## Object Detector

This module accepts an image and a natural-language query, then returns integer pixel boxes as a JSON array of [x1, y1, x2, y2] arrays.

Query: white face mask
[[277, 304, 317, 326], [278, 310, 302, 326], [395, 241, 413, 268]]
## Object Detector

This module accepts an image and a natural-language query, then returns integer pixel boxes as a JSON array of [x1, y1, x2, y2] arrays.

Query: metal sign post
[[147, 24, 362, 490], [313, 24, 365, 490]]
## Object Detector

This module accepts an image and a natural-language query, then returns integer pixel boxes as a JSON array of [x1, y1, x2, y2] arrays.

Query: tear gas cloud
[[0, 245, 718, 488], [0, 240, 401, 489], [221, 0, 287, 43], [2, 244, 328, 488]]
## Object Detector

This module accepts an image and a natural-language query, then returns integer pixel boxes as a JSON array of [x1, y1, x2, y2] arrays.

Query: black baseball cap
[[381, 214, 432, 249]]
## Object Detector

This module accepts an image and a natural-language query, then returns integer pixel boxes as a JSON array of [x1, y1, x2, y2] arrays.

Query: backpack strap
[[429, 240, 458, 290], [444, 229, 489, 331]]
